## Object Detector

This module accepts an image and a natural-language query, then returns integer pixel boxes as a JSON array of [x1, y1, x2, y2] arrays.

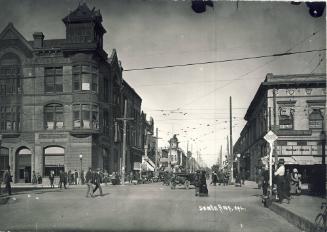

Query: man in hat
[[2, 166, 12, 195], [274, 159, 289, 204]]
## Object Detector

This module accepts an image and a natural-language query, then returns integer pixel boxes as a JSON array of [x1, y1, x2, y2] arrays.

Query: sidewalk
[[269, 194, 326, 232]]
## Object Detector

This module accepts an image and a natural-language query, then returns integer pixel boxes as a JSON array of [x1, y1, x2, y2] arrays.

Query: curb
[[269, 202, 320, 232]]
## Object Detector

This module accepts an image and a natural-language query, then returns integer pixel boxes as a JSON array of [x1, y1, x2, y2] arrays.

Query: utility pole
[[116, 100, 134, 185], [219, 145, 223, 167], [153, 128, 162, 174], [229, 96, 234, 183]]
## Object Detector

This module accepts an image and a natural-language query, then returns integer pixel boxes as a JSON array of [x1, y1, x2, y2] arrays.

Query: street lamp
[[79, 154, 83, 185]]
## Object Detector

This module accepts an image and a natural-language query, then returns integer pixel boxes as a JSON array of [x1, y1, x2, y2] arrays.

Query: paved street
[[0, 182, 300, 232]]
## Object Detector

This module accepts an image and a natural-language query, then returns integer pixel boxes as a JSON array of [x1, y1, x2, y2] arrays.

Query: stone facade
[[0, 3, 148, 182], [234, 73, 326, 182]]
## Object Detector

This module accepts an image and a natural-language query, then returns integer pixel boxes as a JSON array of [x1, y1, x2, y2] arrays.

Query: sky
[[0, 0, 325, 167]]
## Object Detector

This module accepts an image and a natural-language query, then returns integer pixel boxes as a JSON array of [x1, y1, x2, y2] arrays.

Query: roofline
[[244, 73, 326, 120], [122, 79, 142, 102]]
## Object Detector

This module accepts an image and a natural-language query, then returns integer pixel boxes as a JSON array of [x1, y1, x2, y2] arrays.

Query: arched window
[[44, 146, 65, 176], [309, 109, 323, 129], [44, 104, 64, 130]]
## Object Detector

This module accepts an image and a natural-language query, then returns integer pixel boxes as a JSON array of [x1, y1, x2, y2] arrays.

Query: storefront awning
[[142, 160, 155, 172]]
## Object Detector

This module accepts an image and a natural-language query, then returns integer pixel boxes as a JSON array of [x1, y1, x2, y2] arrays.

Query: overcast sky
[[0, 0, 325, 166]]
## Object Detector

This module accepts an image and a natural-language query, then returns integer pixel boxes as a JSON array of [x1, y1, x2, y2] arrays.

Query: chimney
[[33, 32, 44, 48]]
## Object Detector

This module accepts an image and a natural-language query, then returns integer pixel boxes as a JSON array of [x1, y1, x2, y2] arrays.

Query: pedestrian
[[85, 168, 94, 198], [241, 169, 246, 185], [49, 170, 55, 188], [74, 170, 78, 185], [290, 168, 301, 195], [199, 170, 208, 197], [285, 169, 292, 200], [194, 170, 201, 196], [93, 169, 103, 196], [24, 169, 29, 183], [81, 170, 85, 185], [2, 166, 12, 195], [32, 171, 37, 184], [37, 172, 42, 184], [58, 170, 66, 189], [261, 166, 269, 197], [274, 159, 289, 204], [104, 170, 109, 186], [212, 171, 218, 186], [67, 170, 72, 185]]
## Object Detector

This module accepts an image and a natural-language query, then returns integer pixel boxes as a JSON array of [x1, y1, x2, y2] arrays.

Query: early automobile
[[170, 172, 196, 190]]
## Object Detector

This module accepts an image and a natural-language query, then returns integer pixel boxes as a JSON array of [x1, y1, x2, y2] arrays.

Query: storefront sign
[[275, 145, 326, 156]]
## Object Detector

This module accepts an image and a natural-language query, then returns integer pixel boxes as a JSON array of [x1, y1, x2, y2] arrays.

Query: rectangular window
[[81, 74, 91, 90], [92, 105, 99, 129], [72, 65, 98, 92], [44, 67, 63, 93], [82, 104, 91, 128], [73, 105, 81, 128]]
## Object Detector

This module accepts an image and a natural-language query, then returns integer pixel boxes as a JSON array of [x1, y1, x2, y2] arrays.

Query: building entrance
[[16, 147, 32, 183]]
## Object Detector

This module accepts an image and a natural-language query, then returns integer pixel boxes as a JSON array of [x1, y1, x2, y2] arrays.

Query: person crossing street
[[85, 168, 94, 198], [93, 169, 103, 196]]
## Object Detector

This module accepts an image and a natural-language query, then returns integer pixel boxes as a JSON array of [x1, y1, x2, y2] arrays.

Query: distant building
[[233, 73, 326, 182], [0, 3, 150, 182]]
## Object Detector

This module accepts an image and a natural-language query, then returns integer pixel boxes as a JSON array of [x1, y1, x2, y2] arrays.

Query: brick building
[[233, 73, 326, 182], [0, 3, 147, 182]]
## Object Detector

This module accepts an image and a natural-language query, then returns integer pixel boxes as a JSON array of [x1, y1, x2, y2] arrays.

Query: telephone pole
[[116, 100, 134, 185], [153, 128, 162, 173]]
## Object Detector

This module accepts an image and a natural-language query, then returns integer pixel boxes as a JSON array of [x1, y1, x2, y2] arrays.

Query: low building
[[233, 73, 326, 183]]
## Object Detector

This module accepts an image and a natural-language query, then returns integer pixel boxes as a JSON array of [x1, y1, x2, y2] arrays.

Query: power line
[[124, 48, 326, 72]]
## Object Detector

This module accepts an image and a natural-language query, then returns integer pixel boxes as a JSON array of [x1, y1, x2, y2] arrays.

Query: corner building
[[233, 73, 326, 183], [0, 4, 137, 182]]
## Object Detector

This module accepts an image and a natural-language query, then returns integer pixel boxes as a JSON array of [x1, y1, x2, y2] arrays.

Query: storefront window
[[44, 146, 65, 177]]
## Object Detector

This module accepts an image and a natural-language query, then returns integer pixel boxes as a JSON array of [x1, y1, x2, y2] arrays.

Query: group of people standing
[[262, 158, 302, 204], [210, 170, 230, 186]]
